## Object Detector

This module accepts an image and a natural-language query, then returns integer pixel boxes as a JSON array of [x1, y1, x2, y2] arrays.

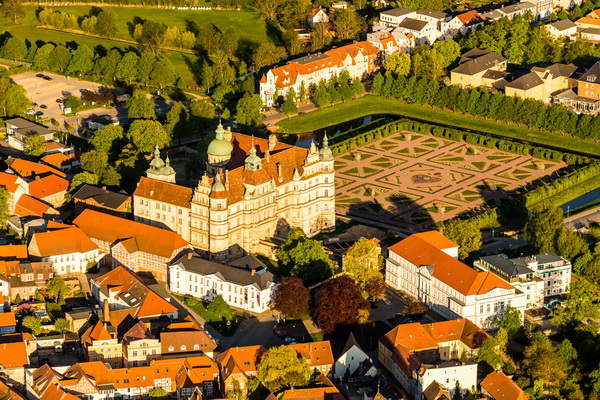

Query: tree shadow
[[236, 38, 260, 66]]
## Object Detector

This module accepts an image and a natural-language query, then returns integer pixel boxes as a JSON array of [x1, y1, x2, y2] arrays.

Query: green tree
[[555, 339, 577, 373], [23, 134, 46, 157], [48, 45, 71, 72], [443, 220, 481, 260], [115, 52, 140, 83], [313, 276, 369, 334], [556, 229, 588, 261], [54, 318, 70, 333], [190, 99, 215, 119], [351, 77, 364, 97], [68, 45, 95, 74], [94, 48, 122, 78], [432, 40, 461, 68], [343, 237, 383, 290], [126, 94, 156, 120], [81, 150, 108, 177], [271, 277, 310, 319], [34, 290, 44, 301], [384, 52, 411, 76], [281, 88, 298, 118], [0, 36, 27, 60], [475, 337, 503, 371], [2, 0, 25, 24], [257, 346, 312, 392], [164, 102, 190, 143], [331, 9, 364, 40], [148, 387, 169, 399], [278, 229, 334, 283], [33, 43, 55, 70], [523, 339, 566, 388], [250, 0, 286, 20], [101, 166, 121, 187], [313, 83, 331, 108], [235, 93, 263, 127], [95, 9, 118, 37], [137, 50, 156, 85], [22, 315, 42, 335], [206, 295, 234, 321], [150, 58, 176, 89], [14, 293, 22, 305], [89, 125, 124, 154], [67, 172, 99, 200], [252, 42, 286, 69], [46, 275, 71, 302], [494, 306, 521, 337], [64, 95, 82, 112], [552, 277, 600, 327], [524, 203, 564, 253], [127, 120, 170, 152]]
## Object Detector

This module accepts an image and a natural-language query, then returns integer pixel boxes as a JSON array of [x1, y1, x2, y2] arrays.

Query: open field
[[277, 96, 600, 157], [334, 130, 568, 231]]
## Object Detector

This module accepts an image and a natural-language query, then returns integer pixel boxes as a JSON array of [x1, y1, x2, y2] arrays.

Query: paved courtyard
[[335, 131, 567, 232]]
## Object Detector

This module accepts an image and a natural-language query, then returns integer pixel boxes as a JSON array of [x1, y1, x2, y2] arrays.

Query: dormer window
[[587, 75, 596, 82], [181, 345, 187, 351]]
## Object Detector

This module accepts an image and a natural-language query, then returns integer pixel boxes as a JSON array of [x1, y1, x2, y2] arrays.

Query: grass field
[[277, 96, 600, 157], [1, 6, 270, 81]]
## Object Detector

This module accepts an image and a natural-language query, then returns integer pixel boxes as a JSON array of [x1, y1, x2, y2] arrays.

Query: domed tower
[[244, 141, 262, 171], [206, 121, 233, 177], [147, 145, 176, 183]]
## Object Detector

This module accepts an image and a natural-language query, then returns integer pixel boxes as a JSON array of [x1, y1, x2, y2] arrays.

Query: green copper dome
[[207, 122, 233, 157]]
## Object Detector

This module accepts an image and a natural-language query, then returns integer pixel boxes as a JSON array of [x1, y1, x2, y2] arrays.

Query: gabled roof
[[576, 17, 600, 26], [289, 341, 334, 367], [0, 244, 28, 260], [14, 194, 57, 218], [416, 9, 447, 19], [161, 319, 217, 354], [457, 10, 486, 25], [82, 320, 112, 344], [339, 332, 365, 357], [29, 226, 97, 257], [579, 61, 600, 83], [481, 371, 528, 400], [548, 19, 576, 31], [0, 171, 23, 193], [218, 346, 266, 377], [0, 379, 27, 400], [505, 72, 544, 90], [388, 232, 514, 296], [28, 174, 69, 199], [6, 157, 66, 179], [74, 209, 189, 259], [0, 312, 17, 328], [452, 49, 506, 76], [398, 18, 430, 31], [72, 184, 130, 210], [134, 177, 192, 208], [40, 152, 79, 169], [122, 321, 154, 344], [0, 341, 29, 368]]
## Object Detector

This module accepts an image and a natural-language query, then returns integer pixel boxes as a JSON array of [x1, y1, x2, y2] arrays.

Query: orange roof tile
[[288, 341, 334, 367], [6, 158, 66, 179], [28, 174, 69, 199], [137, 290, 178, 318], [84, 321, 112, 344], [0, 172, 22, 193], [457, 10, 486, 25], [14, 194, 55, 218], [29, 226, 97, 257], [218, 345, 266, 375], [481, 371, 528, 400], [41, 152, 79, 169], [282, 386, 344, 399], [74, 209, 189, 259], [382, 323, 439, 351], [134, 177, 193, 208], [0, 379, 27, 400], [577, 17, 600, 26], [0, 341, 29, 368], [0, 312, 16, 328], [0, 245, 28, 260], [388, 232, 514, 296]]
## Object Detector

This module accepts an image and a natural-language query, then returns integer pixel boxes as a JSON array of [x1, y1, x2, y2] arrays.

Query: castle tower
[[244, 138, 262, 171], [146, 145, 176, 183], [206, 121, 233, 177]]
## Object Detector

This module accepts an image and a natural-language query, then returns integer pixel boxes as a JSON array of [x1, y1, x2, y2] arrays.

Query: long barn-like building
[[133, 123, 335, 261]]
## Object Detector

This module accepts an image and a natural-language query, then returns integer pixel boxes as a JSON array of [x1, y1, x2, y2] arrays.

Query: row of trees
[[0, 35, 182, 89], [370, 71, 600, 139], [459, 14, 600, 66]]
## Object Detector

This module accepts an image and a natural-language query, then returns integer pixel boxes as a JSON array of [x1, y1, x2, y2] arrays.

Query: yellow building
[[505, 64, 579, 103], [82, 320, 122, 368], [134, 123, 336, 261], [122, 321, 161, 368], [450, 49, 507, 89]]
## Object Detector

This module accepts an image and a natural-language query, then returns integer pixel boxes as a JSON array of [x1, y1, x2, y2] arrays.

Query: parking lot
[[11, 71, 124, 134]]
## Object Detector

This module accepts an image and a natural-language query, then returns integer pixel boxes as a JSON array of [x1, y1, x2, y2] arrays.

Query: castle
[[133, 123, 336, 261]]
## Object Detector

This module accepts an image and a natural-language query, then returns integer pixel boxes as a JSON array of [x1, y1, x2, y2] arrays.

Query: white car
[[26, 108, 35, 115]]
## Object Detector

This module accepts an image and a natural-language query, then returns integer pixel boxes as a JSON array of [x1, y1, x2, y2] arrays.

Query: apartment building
[[385, 231, 526, 328], [218, 345, 265, 395], [81, 321, 123, 368], [4, 118, 54, 152], [169, 252, 276, 313], [122, 321, 161, 368], [0, 260, 54, 301], [72, 184, 131, 218], [450, 49, 508, 89]]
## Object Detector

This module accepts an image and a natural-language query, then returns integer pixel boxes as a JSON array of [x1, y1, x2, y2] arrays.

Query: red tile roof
[[0, 245, 28, 260], [74, 209, 189, 259], [83, 320, 112, 344], [6, 157, 66, 179], [0, 312, 16, 328], [134, 177, 193, 208], [457, 10, 486, 25], [0, 341, 29, 368], [14, 194, 56, 218], [388, 232, 514, 296], [29, 226, 97, 257], [288, 341, 334, 367], [0, 172, 22, 193], [577, 17, 600, 26], [481, 371, 528, 400], [41, 152, 79, 169], [28, 174, 69, 199]]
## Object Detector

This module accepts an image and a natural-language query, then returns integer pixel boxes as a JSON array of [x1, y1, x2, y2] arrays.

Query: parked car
[[283, 337, 296, 344], [55, 98, 63, 103], [35, 111, 44, 116], [43, 76, 52, 81], [40, 104, 47, 109], [31, 102, 38, 107], [35, 73, 44, 78], [26, 108, 35, 115], [275, 330, 288, 338]]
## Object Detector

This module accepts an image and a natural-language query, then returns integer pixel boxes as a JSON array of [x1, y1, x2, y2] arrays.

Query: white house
[[28, 227, 102, 275], [546, 19, 578, 39], [379, 8, 417, 27], [441, 11, 487, 40], [368, 25, 415, 54], [334, 333, 377, 380], [4, 118, 54, 152], [397, 18, 438, 45], [308, 7, 329, 28], [0, 171, 28, 214], [169, 252, 276, 313], [385, 231, 527, 329], [378, 319, 486, 400]]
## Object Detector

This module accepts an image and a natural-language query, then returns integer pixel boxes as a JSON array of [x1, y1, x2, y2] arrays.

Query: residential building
[[334, 333, 377, 380], [259, 42, 379, 106], [575, 16, 600, 29], [0, 339, 30, 390], [441, 11, 486, 40], [505, 64, 580, 103], [5, 157, 66, 181], [27, 174, 69, 208], [91, 266, 179, 320], [122, 321, 161, 367], [218, 345, 265, 395], [505, 72, 546, 101], [474, 253, 571, 309], [4, 118, 54, 151], [379, 8, 416, 27], [278, 385, 346, 400], [72, 184, 131, 218], [81, 320, 122, 368], [546, 19, 577, 39], [0, 245, 28, 261], [578, 26, 600, 41], [522, 0, 552, 20], [488, 2, 536, 20], [450, 49, 507, 88], [74, 209, 191, 282], [378, 319, 487, 400], [289, 341, 335, 377], [0, 275, 9, 306], [0, 378, 27, 400], [0, 261, 54, 301], [0, 312, 16, 334], [480, 370, 528, 400], [367, 26, 415, 54], [554, 60, 600, 113], [134, 126, 335, 262], [160, 318, 218, 359], [28, 227, 101, 275], [40, 152, 81, 173], [385, 231, 526, 328], [308, 7, 329, 28], [0, 172, 28, 214], [169, 252, 276, 313], [397, 18, 438, 45], [14, 195, 59, 219]]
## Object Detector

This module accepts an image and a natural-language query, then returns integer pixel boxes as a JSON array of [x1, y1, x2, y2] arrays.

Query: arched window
[[181, 345, 187, 351]]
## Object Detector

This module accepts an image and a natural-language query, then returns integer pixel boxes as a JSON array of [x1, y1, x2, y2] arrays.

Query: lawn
[[276, 96, 600, 157]]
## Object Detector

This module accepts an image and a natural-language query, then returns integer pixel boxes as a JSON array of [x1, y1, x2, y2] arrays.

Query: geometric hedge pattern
[[335, 132, 565, 232]]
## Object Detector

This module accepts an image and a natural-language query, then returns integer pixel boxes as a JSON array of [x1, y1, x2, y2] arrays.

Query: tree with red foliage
[[272, 277, 310, 319], [313, 276, 369, 334], [365, 277, 385, 299]]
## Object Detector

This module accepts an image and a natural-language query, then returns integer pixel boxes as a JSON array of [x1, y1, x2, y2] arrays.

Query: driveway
[[11, 71, 124, 135]]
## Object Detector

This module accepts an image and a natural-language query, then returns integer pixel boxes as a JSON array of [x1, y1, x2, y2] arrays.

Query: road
[[263, 102, 318, 127], [565, 207, 600, 230]]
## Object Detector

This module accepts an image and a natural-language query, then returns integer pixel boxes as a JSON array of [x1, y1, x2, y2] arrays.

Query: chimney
[[103, 299, 109, 322], [251, 269, 256, 276], [187, 252, 193, 260]]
